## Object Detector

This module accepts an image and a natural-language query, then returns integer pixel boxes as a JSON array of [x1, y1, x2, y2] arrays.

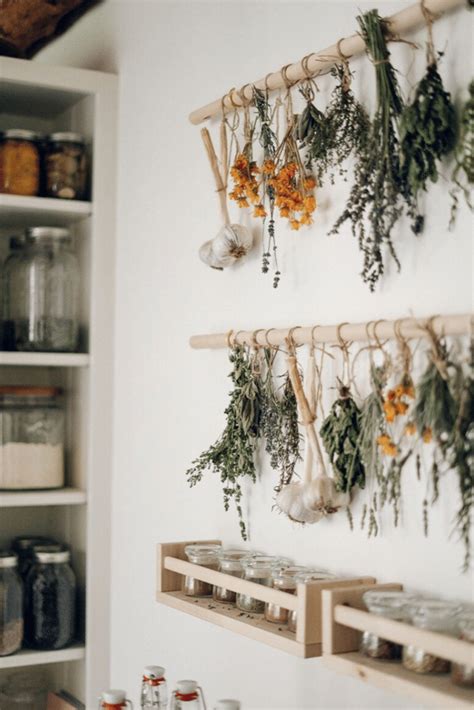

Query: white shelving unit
[[0, 57, 117, 706]]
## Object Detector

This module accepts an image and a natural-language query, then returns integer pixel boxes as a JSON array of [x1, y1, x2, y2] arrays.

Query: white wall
[[38, 1, 474, 708]]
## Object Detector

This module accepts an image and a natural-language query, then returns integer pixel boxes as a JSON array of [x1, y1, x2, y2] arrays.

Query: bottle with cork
[[140, 665, 168, 708]]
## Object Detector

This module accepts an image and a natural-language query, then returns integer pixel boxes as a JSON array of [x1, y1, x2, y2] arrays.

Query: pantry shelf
[[0, 194, 92, 228], [0, 487, 87, 508], [0, 352, 90, 367], [0, 644, 86, 670]]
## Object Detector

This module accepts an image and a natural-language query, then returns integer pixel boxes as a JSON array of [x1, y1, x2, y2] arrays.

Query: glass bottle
[[98, 690, 133, 709], [403, 599, 463, 674], [0, 129, 41, 196], [183, 544, 221, 597], [236, 557, 291, 614], [25, 547, 76, 650], [0, 551, 23, 656], [6, 227, 80, 352], [45, 132, 88, 200], [2, 235, 25, 350], [451, 614, 474, 687], [169, 681, 206, 710], [264, 566, 308, 624], [287, 570, 336, 633], [360, 590, 418, 661], [140, 665, 167, 708], [213, 549, 249, 604]]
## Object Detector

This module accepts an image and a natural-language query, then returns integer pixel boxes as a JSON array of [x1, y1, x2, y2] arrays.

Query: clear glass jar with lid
[[213, 549, 250, 604], [5, 227, 80, 352], [25, 546, 76, 650], [287, 570, 336, 633], [183, 544, 221, 597], [264, 566, 308, 624], [236, 556, 291, 613], [2, 235, 26, 350], [99, 689, 133, 709], [360, 590, 418, 660], [0, 129, 41, 196], [0, 551, 23, 656], [140, 665, 167, 708], [403, 599, 463, 674], [0, 386, 65, 490], [451, 613, 474, 687], [169, 680, 206, 709], [45, 132, 88, 200]]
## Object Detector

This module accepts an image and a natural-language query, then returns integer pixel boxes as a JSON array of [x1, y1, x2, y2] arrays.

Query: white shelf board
[[0, 487, 87, 508], [0, 352, 89, 367], [0, 644, 86, 669], [0, 194, 92, 227]]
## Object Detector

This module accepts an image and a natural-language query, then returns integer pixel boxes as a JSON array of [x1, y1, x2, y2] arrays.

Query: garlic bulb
[[302, 474, 350, 514], [199, 224, 253, 270], [276, 482, 323, 524], [198, 240, 228, 270]]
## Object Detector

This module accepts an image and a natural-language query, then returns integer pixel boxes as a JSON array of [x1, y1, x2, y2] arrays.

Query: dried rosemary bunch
[[297, 81, 329, 180], [450, 80, 474, 227], [186, 346, 263, 540]]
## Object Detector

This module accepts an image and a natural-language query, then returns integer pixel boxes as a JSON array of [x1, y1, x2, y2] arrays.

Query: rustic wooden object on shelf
[[156, 540, 375, 658]]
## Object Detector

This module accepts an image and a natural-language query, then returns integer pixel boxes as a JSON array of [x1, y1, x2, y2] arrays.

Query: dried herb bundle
[[450, 80, 474, 227], [297, 82, 330, 180], [320, 381, 366, 494], [186, 346, 263, 539]]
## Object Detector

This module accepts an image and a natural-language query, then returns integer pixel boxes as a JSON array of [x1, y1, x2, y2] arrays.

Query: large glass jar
[[360, 591, 418, 660], [45, 132, 88, 200], [287, 570, 336, 633], [451, 614, 474, 688], [213, 549, 249, 604], [0, 551, 23, 656], [11, 537, 58, 581], [236, 557, 291, 614], [5, 227, 80, 352], [25, 547, 76, 650], [183, 544, 221, 597], [264, 566, 308, 624], [0, 130, 41, 196], [0, 387, 65, 490], [403, 599, 462, 674], [2, 236, 26, 350]]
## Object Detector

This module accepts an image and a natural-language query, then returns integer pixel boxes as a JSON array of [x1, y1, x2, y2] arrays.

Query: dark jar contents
[[264, 567, 307, 624], [451, 615, 474, 688], [183, 544, 221, 597], [403, 599, 462, 674], [0, 551, 23, 656], [45, 132, 88, 200], [361, 591, 418, 661], [213, 549, 248, 604], [25, 547, 76, 650]]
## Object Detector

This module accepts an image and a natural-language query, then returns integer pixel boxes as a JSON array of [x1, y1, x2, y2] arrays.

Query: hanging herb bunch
[[450, 80, 474, 227]]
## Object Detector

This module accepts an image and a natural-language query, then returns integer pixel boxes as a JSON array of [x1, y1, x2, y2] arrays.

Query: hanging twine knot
[[424, 317, 450, 381], [420, 0, 440, 67]]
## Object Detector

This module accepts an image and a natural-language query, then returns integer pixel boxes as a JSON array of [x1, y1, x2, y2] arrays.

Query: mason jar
[[0, 551, 23, 656], [361, 591, 418, 660], [0, 130, 41, 196], [183, 544, 221, 597], [403, 599, 463, 674], [45, 132, 88, 200], [451, 614, 474, 687], [25, 547, 76, 650], [0, 387, 65, 490], [2, 235, 26, 350], [236, 557, 291, 614], [11, 537, 58, 581], [5, 227, 80, 352], [264, 566, 308, 624], [287, 570, 337, 633], [213, 549, 249, 604]]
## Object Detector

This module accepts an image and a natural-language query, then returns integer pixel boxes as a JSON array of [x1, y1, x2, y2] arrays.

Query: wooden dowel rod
[[189, 313, 472, 350], [189, 0, 465, 125]]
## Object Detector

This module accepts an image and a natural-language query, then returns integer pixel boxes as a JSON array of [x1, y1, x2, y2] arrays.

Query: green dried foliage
[[450, 80, 474, 227], [381, 449, 413, 527], [186, 346, 263, 540], [297, 83, 328, 179], [320, 381, 366, 494], [400, 63, 456, 195]]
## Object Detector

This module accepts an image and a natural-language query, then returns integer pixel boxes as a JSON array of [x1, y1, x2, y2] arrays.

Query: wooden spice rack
[[156, 540, 374, 658], [322, 584, 474, 708]]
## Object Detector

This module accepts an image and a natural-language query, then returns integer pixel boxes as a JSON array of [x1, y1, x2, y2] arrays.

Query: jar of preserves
[[264, 566, 308, 624], [361, 591, 417, 660], [0, 551, 23, 656], [2, 235, 26, 350], [403, 599, 463, 674], [0, 130, 41, 196], [98, 690, 133, 709], [140, 665, 167, 709], [287, 570, 336, 633], [236, 556, 291, 614], [183, 544, 221, 597], [169, 681, 206, 710], [213, 549, 249, 604], [5, 227, 80, 352], [0, 387, 65, 490], [451, 614, 474, 687], [45, 133, 87, 200], [25, 547, 76, 650]]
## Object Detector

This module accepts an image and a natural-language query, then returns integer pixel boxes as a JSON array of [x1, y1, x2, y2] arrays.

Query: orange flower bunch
[[382, 378, 415, 423], [229, 153, 264, 214], [267, 162, 317, 230], [377, 433, 398, 457]]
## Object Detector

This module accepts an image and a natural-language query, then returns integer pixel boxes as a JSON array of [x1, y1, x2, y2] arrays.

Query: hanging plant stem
[[450, 80, 474, 227]]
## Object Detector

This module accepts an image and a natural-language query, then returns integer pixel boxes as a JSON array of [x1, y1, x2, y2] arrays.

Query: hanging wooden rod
[[189, 313, 472, 349], [189, 0, 466, 125]]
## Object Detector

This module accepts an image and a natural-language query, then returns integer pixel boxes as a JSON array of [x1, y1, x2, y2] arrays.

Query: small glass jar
[[45, 132, 88, 200], [264, 566, 308, 624], [25, 547, 76, 650], [140, 665, 167, 708], [213, 549, 252, 604], [183, 544, 221, 597], [169, 680, 206, 709], [360, 591, 418, 661], [403, 599, 463, 674], [451, 614, 474, 687], [0, 387, 65, 490], [5, 227, 80, 352], [98, 689, 133, 709], [2, 235, 26, 350], [286, 570, 336, 633], [0, 130, 41, 196], [0, 551, 23, 656], [236, 557, 291, 614]]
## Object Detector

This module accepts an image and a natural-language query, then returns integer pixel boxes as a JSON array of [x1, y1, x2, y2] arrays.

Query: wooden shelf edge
[[0, 352, 90, 367], [0, 487, 87, 508], [157, 591, 321, 658], [323, 652, 474, 709], [0, 643, 86, 669]]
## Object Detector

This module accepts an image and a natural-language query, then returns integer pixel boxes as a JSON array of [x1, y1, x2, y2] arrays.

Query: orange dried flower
[[405, 422, 417, 436], [253, 204, 267, 218], [395, 401, 409, 415], [383, 401, 396, 422], [422, 427, 433, 444], [290, 219, 301, 230], [303, 175, 317, 190]]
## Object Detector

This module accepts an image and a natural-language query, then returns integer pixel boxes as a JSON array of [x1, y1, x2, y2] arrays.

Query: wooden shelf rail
[[190, 313, 472, 350], [189, 0, 466, 124]]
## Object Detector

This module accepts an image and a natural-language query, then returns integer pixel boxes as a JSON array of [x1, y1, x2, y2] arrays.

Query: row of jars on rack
[[361, 590, 474, 689], [0, 536, 77, 657], [2, 227, 80, 353], [183, 543, 335, 629], [0, 129, 88, 200]]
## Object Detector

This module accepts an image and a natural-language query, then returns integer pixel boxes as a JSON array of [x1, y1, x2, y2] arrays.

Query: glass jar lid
[[457, 613, 474, 642], [294, 569, 337, 583], [48, 131, 85, 145], [218, 549, 250, 571], [363, 590, 418, 618], [3, 129, 41, 142], [34, 546, 70, 564], [26, 227, 71, 242], [143, 665, 165, 680], [243, 556, 290, 577], [12, 536, 57, 553], [184, 544, 221, 564], [0, 551, 18, 568], [407, 598, 464, 631]]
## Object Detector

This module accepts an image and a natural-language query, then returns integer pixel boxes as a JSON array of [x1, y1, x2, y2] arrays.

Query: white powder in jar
[[0, 443, 64, 489]]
